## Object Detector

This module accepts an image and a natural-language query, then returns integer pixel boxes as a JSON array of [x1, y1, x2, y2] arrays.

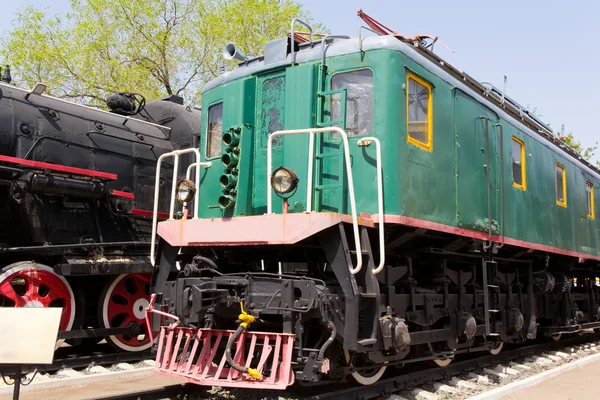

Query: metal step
[[315, 153, 340, 160], [357, 338, 377, 346], [315, 183, 342, 191], [349, 249, 370, 255], [359, 292, 377, 298]]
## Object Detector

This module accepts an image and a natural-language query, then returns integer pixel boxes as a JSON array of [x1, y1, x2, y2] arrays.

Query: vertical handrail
[[306, 133, 315, 213], [185, 161, 212, 213], [495, 123, 505, 249], [482, 258, 491, 336], [266, 127, 363, 275], [290, 18, 313, 65], [150, 148, 203, 267], [480, 116, 493, 251], [357, 137, 385, 275]]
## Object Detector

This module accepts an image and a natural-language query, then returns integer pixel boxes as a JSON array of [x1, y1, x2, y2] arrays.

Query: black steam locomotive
[[0, 69, 197, 352]]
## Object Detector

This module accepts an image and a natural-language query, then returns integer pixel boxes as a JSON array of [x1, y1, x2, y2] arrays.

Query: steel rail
[[0, 348, 152, 376], [86, 333, 599, 400], [305, 333, 600, 400]]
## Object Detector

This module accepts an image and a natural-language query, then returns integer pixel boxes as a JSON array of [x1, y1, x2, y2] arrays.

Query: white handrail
[[185, 161, 212, 212], [150, 148, 204, 267], [267, 127, 363, 275], [186, 161, 212, 180], [357, 137, 385, 275]]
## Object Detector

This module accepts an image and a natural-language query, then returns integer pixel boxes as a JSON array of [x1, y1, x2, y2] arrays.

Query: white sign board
[[0, 308, 61, 364]]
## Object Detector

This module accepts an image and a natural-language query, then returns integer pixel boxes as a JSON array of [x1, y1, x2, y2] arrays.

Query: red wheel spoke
[[111, 284, 141, 300], [24, 274, 40, 300], [107, 302, 131, 319], [0, 282, 23, 305]]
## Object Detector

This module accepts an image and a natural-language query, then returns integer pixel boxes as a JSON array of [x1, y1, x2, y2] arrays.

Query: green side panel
[[454, 91, 500, 234], [502, 123, 534, 244], [197, 78, 256, 218], [396, 53, 457, 226]]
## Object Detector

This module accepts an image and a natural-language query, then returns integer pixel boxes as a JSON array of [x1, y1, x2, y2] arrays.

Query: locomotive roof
[[0, 81, 172, 137], [207, 34, 600, 180]]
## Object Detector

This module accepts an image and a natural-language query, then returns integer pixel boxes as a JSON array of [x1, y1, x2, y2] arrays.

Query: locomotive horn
[[223, 43, 246, 61]]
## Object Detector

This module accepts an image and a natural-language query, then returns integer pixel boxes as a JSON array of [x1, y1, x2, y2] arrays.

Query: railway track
[[0, 344, 152, 377], [75, 332, 600, 400], [0, 344, 153, 398]]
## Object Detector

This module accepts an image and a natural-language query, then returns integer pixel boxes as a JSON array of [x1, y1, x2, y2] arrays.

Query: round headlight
[[176, 179, 196, 203], [271, 166, 299, 195]]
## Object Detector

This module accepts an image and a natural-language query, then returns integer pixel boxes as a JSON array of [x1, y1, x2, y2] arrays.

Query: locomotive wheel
[[489, 341, 504, 355], [343, 350, 387, 385], [551, 333, 562, 341], [426, 342, 454, 367], [99, 274, 152, 352], [0, 262, 75, 346]]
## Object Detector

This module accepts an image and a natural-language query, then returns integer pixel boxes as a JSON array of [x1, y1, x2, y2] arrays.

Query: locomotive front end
[[147, 18, 396, 388]]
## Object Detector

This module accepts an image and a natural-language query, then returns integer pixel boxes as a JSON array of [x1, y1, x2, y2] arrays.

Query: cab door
[[253, 71, 286, 214]]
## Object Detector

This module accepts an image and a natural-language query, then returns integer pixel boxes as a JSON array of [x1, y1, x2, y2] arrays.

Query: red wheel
[[0, 262, 75, 343], [100, 274, 152, 352]]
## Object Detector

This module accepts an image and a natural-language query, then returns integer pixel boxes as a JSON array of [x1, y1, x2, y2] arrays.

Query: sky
[[1, 0, 598, 156]]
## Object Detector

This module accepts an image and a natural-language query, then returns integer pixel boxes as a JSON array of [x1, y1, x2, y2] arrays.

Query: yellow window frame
[[586, 181, 595, 219], [511, 136, 526, 190], [406, 72, 433, 152], [555, 162, 567, 208]]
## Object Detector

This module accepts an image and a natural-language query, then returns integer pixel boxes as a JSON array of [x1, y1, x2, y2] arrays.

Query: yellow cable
[[247, 368, 262, 380], [238, 302, 255, 328], [236, 302, 260, 379]]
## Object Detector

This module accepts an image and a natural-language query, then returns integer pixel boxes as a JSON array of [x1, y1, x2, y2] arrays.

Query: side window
[[555, 163, 566, 207], [330, 69, 373, 136], [406, 72, 433, 151], [586, 181, 595, 219], [206, 102, 223, 159], [511, 137, 526, 190]]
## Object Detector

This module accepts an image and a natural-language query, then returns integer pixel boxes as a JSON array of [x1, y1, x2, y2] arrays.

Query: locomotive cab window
[[586, 181, 594, 219], [407, 72, 433, 151], [511, 137, 526, 190], [206, 102, 223, 159], [555, 163, 567, 207], [330, 69, 373, 136]]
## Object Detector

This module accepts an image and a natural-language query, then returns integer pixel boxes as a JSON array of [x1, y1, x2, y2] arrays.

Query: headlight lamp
[[175, 179, 196, 203], [271, 166, 299, 196]]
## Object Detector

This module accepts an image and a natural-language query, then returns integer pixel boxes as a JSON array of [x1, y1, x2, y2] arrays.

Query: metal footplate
[[154, 326, 295, 390]]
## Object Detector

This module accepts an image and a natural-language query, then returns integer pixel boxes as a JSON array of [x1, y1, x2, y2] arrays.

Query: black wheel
[[343, 350, 387, 385]]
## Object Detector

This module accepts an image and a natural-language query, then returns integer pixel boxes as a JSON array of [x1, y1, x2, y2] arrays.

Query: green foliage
[[1, 0, 324, 106], [555, 124, 600, 168], [528, 105, 599, 168]]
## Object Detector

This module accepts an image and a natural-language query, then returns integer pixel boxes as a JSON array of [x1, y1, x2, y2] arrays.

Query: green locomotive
[[147, 10, 600, 389]]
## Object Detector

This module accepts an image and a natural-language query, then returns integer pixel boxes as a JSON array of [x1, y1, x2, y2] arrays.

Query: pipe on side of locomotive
[[27, 173, 106, 199]]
